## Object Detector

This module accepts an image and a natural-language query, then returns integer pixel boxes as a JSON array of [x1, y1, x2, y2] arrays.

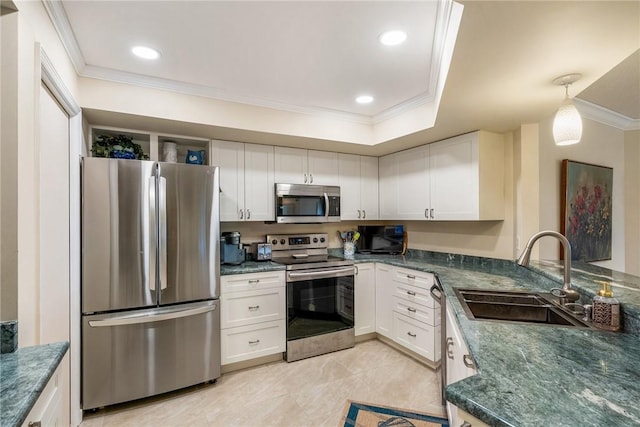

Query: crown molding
[[41, 46, 80, 116], [42, 0, 86, 74], [42, 0, 454, 130], [575, 98, 640, 131]]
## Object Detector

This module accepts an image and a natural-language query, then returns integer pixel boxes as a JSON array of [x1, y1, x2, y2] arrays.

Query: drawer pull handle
[[407, 307, 417, 313], [406, 274, 416, 279], [248, 305, 260, 310], [460, 423, 472, 427], [345, 305, 353, 309], [248, 279, 260, 284], [446, 337, 454, 359], [407, 332, 417, 338], [407, 291, 416, 296], [463, 354, 475, 369], [248, 339, 260, 345]]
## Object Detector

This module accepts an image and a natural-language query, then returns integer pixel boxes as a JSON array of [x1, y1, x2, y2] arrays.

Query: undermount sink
[[454, 288, 594, 328]]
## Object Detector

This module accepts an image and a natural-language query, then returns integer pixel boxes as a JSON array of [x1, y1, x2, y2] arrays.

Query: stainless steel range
[[268, 233, 355, 362]]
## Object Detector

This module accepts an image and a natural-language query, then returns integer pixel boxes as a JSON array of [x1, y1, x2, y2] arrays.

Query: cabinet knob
[[310, 174, 313, 183], [430, 208, 435, 219], [28, 422, 42, 427], [239, 209, 244, 220], [304, 173, 308, 183], [460, 423, 472, 427], [425, 209, 428, 218], [407, 290, 416, 296], [407, 332, 417, 338], [463, 354, 475, 368], [247, 209, 251, 220], [407, 307, 417, 313], [248, 339, 261, 345], [248, 305, 260, 311], [358, 210, 361, 219], [362, 210, 366, 219]]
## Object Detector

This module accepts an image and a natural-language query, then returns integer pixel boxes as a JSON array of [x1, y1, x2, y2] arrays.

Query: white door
[[307, 150, 339, 185], [375, 264, 394, 338], [274, 146, 307, 184], [244, 143, 275, 221], [39, 83, 70, 344], [396, 145, 430, 219], [378, 153, 397, 219], [38, 83, 71, 427], [338, 153, 361, 220], [355, 263, 376, 336], [212, 140, 245, 221], [360, 156, 379, 220], [430, 135, 479, 220]]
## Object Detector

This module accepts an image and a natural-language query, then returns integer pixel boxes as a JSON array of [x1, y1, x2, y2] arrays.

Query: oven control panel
[[267, 233, 328, 250]]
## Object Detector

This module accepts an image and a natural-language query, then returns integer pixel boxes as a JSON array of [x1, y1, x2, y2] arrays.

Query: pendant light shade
[[552, 74, 582, 146], [553, 97, 582, 146]]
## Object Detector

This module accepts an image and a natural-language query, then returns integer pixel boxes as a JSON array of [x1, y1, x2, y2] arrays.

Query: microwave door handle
[[324, 192, 330, 218]]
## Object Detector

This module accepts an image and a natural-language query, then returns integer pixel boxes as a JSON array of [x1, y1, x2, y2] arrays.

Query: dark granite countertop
[[220, 261, 285, 276], [218, 250, 640, 425], [341, 249, 640, 426], [0, 341, 69, 427]]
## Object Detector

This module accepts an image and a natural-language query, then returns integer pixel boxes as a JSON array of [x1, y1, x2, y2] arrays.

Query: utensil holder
[[343, 242, 355, 259]]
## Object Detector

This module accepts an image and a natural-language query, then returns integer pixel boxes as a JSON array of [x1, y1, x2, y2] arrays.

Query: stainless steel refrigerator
[[81, 157, 221, 410]]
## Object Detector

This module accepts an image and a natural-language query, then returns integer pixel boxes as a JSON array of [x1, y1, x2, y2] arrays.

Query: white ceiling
[[51, 1, 639, 153]]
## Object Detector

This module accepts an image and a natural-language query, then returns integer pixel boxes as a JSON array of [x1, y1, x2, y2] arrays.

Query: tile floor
[[80, 339, 444, 427]]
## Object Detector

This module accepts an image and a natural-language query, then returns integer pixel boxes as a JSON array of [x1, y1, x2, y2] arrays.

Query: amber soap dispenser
[[592, 280, 621, 332]]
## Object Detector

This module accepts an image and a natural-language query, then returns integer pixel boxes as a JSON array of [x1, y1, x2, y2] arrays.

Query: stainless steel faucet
[[516, 230, 580, 303]]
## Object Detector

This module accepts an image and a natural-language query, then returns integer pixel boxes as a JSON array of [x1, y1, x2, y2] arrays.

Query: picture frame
[[560, 159, 613, 262]]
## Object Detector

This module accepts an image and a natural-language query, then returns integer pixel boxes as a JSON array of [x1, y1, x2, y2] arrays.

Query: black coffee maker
[[220, 231, 246, 265]]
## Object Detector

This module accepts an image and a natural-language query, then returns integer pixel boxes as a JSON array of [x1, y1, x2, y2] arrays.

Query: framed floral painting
[[561, 159, 612, 262]]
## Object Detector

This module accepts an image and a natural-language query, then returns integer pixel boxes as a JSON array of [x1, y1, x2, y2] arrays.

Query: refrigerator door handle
[[88, 303, 218, 327], [158, 176, 168, 291], [148, 175, 157, 292]]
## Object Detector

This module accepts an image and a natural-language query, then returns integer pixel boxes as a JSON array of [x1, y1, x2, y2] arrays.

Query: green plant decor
[[92, 134, 149, 160]]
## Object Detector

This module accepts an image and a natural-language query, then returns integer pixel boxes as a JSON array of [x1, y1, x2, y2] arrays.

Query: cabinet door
[[244, 143, 275, 221], [355, 263, 376, 336], [360, 156, 379, 220], [274, 146, 307, 184], [378, 153, 397, 219], [308, 150, 339, 185], [375, 264, 394, 338], [338, 153, 362, 220], [430, 134, 479, 220], [396, 145, 430, 220], [212, 140, 245, 221]]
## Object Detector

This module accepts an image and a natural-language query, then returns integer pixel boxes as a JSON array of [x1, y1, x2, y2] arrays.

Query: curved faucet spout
[[516, 230, 579, 303]]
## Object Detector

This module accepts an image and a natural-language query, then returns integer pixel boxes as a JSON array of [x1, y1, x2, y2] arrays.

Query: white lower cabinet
[[23, 353, 68, 427], [375, 263, 394, 338], [355, 263, 375, 336], [392, 312, 440, 361], [375, 264, 440, 363], [221, 271, 286, 365], [445, 300, 478, 427]]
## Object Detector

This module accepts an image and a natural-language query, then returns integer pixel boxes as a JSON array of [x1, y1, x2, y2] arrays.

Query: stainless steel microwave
[[275, 183, 341, 223]]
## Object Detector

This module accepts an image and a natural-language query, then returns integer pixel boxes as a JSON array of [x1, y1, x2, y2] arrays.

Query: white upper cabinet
[[212, 140, 275, 222], [339, 154, 379, 220], [380, 131, 504, 221], [274, 147, 339, 185]]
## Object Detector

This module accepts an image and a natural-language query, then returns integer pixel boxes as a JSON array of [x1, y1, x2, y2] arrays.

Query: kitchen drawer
[[221, 287, 285, 329], [393, 281, 437, 308], [221, 320, 285, 365], [392, 296, 440, 326], [393, 267, 435, 291], [221, 271, 285, 294], [392, 312, 440, 362]]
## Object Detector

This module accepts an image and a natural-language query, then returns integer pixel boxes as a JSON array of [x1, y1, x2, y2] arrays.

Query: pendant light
[[552, 74, 582, 146]]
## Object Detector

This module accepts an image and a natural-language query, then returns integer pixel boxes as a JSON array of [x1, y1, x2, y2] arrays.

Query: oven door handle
[[287, 266, 355, 282]]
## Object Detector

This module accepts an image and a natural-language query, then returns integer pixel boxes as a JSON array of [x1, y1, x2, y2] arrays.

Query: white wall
[[625, 130, 640, 275], [538, 115, 626, 271]]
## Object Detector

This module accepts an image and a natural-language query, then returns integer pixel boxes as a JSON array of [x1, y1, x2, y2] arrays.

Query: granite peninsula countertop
[[0, 341, 69, 427], [229, 250, 640, 426]]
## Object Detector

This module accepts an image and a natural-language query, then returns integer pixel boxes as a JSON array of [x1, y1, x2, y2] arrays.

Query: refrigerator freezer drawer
[[82, 300, 220, 410]]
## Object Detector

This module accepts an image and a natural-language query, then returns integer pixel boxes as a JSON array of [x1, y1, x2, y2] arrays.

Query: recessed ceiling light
[[378, 30, 407, 46], [356, 95, 374, 104], [131, 46, 160, 60]]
